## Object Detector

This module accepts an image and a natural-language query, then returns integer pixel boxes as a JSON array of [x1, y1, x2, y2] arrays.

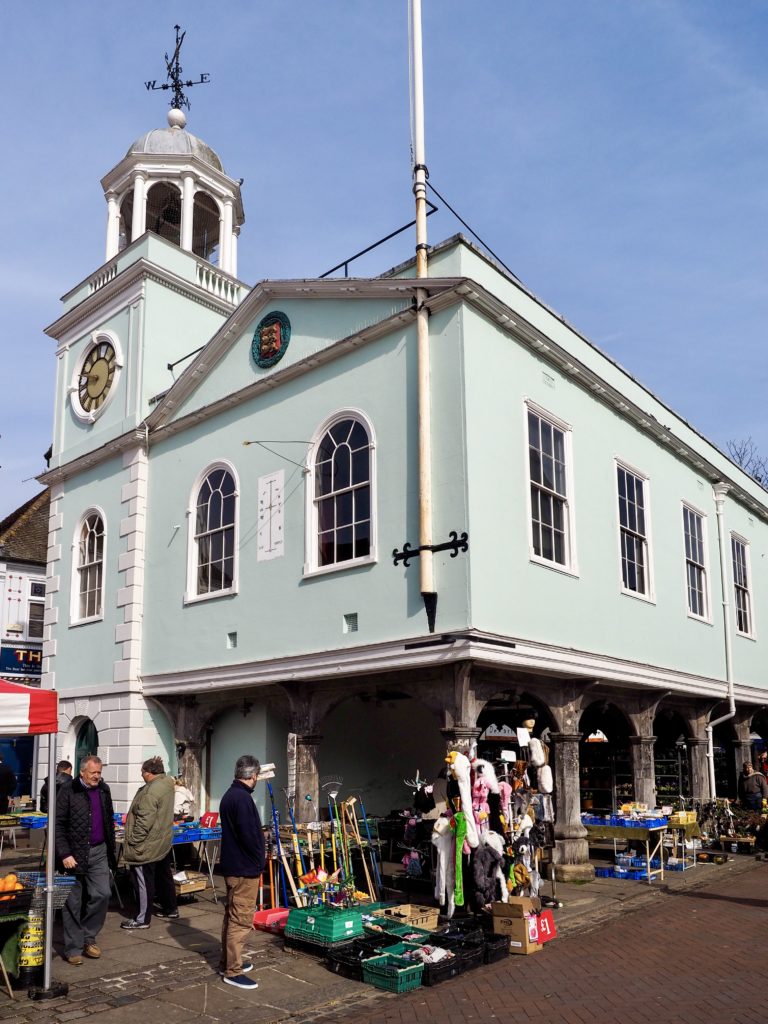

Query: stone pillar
[[293, 734, 322, 823], [231, 226, 239, 278], [178, 740, 203, 817], [105, 190, 120, 261], [220, 198, 233, 273], [629, 736, 657, 807], [131, 172, 147, 241], [687, 738, 710, 802], [549, 732, 593, 881], [181, 173, 195, 252], [440, 726, 481, 756], [733, 739, 753, 773]]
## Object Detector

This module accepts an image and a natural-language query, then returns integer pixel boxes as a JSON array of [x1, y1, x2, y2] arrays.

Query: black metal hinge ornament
[[392, 531, 469, 568]]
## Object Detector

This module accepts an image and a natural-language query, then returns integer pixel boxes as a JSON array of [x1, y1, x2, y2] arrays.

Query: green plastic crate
[[362, 953, 424, 993], [285, 905, 364, 944]]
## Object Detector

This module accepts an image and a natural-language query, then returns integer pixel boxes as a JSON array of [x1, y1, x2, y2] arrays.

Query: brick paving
[[324, 863, 768, 1024], [0, 856, 765, 1022]]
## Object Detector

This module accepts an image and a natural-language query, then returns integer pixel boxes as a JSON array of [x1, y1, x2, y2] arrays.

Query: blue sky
[[2, 1, 767, 518]]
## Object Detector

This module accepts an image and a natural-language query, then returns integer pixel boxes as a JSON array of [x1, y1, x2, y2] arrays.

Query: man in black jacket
[[56, 755, 117, 965], [217, 755, 265, 991], [39, 760, 73, 813]]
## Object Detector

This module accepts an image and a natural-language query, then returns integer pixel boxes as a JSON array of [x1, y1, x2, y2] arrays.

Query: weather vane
[[144, 25, 210, 111]]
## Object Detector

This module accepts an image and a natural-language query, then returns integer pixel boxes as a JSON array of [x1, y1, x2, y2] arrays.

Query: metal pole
[[410, 0, 436, 627], [706, 482, 736, 800], [43, 734, 56, 990]]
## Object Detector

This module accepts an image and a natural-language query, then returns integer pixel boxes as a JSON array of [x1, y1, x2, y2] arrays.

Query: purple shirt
[[86, 786, 105, 846]]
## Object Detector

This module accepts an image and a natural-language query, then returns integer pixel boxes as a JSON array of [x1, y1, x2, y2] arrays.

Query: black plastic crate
[[353, 934, 401, 955], [458, 942, 484, 972], [483, 934, 509, 964], [325, 946, 367, 982], [421, 952, 462, 986], [0, 888, 33, 916], [285, 934, 354, 958], [439, 921, 484, 944]]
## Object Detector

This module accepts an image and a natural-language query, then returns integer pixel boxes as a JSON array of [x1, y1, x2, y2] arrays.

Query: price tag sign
[[536, 910, 557, 943], [200, 811, 219, 828]]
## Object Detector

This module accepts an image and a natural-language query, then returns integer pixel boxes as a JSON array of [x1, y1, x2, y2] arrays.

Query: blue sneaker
[[222, 974, 258, 989]]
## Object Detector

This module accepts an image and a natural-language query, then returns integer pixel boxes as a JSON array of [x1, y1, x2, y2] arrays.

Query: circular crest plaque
[[252, 311, 291, 368]]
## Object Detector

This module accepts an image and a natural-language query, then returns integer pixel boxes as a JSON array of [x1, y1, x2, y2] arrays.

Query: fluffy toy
[[431, 816, 456, 918], [445, 751, 479, 849], [402, 850, 423, 878], [472, 830, 509, 910]]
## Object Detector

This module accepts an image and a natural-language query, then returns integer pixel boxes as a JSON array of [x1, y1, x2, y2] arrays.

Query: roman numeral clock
[[70, 334, 123, 422]]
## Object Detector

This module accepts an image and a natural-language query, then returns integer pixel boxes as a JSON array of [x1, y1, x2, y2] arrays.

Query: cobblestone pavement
[[0, 855, 763, 1023]]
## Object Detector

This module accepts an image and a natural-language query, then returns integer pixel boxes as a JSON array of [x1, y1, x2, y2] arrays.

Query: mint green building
[[39, 108, 768, 877]]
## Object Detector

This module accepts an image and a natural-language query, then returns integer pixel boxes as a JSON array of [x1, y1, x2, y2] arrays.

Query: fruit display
[[0, 872, 25, 901]]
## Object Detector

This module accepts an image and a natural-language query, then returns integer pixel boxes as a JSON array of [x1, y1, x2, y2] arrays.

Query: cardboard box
[[173, 870, 209, 894], [491, 898, 544, 953], [503, 917, 543, 955]]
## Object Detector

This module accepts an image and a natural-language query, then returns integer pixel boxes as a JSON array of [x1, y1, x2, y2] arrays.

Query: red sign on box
[[200, 812, 219, 828], [528, 910, 557, 944]]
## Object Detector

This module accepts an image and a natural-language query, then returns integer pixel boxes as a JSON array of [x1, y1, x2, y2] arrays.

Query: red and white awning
[[0, 678, 58, 735]]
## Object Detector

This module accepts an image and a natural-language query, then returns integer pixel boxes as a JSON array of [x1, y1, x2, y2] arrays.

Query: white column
[[181, 174, 195, 251], [231, 226, 239, 278], [220, 198, 234, 272], [105, 190, 120, 262], [131, 172, 147, 242]]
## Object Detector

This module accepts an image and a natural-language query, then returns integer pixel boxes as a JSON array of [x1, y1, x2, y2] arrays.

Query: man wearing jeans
[[218, 755, 265, 990], [56, 756, 116, 965]]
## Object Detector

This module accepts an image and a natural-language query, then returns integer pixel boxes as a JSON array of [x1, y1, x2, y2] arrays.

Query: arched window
[[193, 467, 238, 596], [146, 182, 182, 245], [311, 415, 374, 569], [192, 191, 220, 263], [76, 512, 105, 621]]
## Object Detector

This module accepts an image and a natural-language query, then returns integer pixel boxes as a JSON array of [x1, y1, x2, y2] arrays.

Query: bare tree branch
[[727, 437, 768, 487]]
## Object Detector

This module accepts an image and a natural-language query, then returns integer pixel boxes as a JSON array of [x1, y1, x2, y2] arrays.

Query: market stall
[[0, 678, 60, 999]]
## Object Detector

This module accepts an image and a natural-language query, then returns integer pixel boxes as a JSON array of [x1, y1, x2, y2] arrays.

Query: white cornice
[[38, 430, 146, 487], [139, 628, 767, 705]]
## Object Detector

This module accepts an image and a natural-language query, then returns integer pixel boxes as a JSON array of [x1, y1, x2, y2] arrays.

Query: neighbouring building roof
[[0, 490, 50, 566]]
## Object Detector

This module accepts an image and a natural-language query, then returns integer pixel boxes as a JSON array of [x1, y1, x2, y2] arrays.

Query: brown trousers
[[220, 875, 261, 976]]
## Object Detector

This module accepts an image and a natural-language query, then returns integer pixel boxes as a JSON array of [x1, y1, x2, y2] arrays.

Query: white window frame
[[304, 408, 377, 578], [615, 459, 654, 602], [70, 507, 107, 626], [524, 400, 577, 575], [185, 460, 240, 604], [68, 329, 124, 424], [731, 532, 755, 639], [681, 502, 711, 623]]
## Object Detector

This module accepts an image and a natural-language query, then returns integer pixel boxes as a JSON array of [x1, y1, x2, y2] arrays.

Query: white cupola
[[100, 107, 245, 276]]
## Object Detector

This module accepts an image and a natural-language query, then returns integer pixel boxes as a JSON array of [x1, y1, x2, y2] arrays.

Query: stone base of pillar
[[554, 861, 595, 882], [552, 837, 593, 882]]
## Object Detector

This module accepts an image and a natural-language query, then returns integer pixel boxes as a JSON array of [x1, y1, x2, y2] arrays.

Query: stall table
[[585, 824, 666, 883], [665, 822, 701, 869]]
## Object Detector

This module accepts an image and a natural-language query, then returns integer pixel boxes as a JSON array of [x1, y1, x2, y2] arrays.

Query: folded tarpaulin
[[0, 678, 58, 735]]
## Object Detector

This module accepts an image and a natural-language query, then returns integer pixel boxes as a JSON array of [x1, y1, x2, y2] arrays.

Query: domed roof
[[126, 109, 224, 173]]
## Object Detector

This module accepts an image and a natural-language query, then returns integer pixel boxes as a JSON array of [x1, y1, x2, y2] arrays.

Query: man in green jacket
[[121, 756, 178, 929]]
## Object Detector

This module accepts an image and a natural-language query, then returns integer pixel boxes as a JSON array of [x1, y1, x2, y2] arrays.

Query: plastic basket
[[373, 903, 440, 931], [438, 922, 484, 945], [382, 942, 462, 986], [285, 904, 364, 944], [362, 953, 424, 993], [326, 945, 371, 982], [483, 934, 510, 964], [365, 918, 432, 940], [353, 934, 402, 955], [0, 888, 33, 916]]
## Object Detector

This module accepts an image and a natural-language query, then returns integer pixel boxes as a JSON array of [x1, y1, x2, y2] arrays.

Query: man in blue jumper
[[218, 755, 265, 990]]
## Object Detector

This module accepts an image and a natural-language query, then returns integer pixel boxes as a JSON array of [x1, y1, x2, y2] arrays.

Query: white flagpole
[[410, 0, 436, 628]]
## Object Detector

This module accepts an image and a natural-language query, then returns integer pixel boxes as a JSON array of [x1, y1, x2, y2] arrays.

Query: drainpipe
[[706, 482, 735, 799], [410, 0, 436, 630]]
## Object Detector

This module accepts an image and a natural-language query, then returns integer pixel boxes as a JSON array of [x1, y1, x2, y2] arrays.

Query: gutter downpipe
[[706, 482, 735, 800], [410, 0, 436, 630]]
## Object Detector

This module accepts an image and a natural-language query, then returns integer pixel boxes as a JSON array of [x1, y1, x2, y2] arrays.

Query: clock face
[[78, 341, 117, 413]]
